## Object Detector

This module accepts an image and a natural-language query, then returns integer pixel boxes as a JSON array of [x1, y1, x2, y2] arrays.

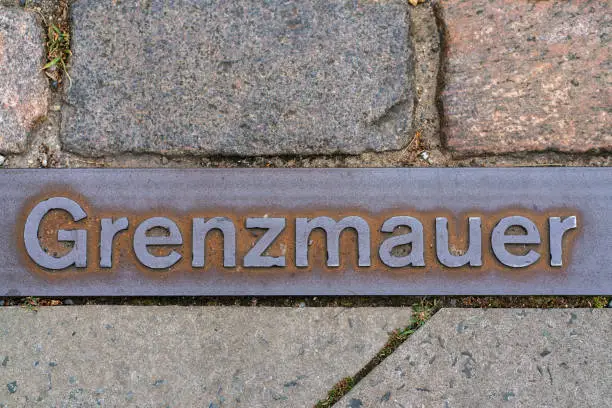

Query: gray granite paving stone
[[337, 308, 612, 408], [62, 0, 414, 157], [0, 306, 412, 407], [0, 7, 48, 153]]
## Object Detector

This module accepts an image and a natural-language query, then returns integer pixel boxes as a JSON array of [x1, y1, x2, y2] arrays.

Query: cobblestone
[[0, 7, 48, 153]]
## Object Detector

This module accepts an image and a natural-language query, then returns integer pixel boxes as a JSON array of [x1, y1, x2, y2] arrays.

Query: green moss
[[314, 377, 355, 408], [592, 296, 609, 309]]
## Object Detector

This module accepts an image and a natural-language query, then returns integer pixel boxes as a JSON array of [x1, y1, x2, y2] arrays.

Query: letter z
[[244, 218, 286, 267]]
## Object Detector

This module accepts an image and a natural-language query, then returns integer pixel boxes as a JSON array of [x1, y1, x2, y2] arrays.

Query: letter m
[[295, 216, 370, 267]]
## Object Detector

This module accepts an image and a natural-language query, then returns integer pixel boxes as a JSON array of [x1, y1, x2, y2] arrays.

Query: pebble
[[608, 299, 612, 308], [0, 155, 5, 166], [6, 381, 17, 394], [419, 151, 432, 164], [63, 299, 74, 305]]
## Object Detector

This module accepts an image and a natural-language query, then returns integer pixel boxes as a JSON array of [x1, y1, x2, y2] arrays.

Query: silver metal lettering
[[492, 216, 541, 268], [24, 197, 88, 270], [549, 216, 577, 267], [378, 216, 425, 268], [244, 218, 286, 267], [295, 216, 371, 267], [192, 217, 236, 268], [436, 217, 482, 267], [100, 217, 128, 268], [133, 217, 182, 269]]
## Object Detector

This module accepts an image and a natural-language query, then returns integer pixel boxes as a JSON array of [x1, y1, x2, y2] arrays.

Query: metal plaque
[[1, 168, 610, 296]]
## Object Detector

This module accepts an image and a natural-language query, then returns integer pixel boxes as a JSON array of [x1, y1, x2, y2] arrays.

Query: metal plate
[[1, 168, 610, 296]]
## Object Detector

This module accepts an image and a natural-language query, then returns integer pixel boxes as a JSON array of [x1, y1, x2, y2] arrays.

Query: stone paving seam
[[335, 308, 612, 408], [315, 306, 437, 407]]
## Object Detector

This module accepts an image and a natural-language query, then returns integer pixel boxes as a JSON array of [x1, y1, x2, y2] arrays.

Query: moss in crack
[[315, 377, 355, 408], [592, 296, 609, 309], [314, 303, 438, 408]]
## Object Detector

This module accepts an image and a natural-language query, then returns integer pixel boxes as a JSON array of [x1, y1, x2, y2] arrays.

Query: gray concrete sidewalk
[[336, 308, 612, 408], [0, 306, 412, 407]]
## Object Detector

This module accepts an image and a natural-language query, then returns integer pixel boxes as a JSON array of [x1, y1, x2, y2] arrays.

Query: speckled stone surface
[[61, 0, 414, 157], [337, 308, 612, 407], [0, 7, 48, 153], [0, 306, 411, 407], [439, 0, 611, 156]]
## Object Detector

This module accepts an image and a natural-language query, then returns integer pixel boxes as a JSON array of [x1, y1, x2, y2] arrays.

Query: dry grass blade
[[43, 23, 72, 88]]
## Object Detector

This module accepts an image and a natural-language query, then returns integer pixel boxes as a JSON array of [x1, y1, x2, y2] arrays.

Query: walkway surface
[[1, 307, 610, 407], [0, 306, 412, 407], [337, 308, 612, 408]]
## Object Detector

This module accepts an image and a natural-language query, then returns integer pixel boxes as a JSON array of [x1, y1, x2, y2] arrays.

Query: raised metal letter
[[549, 216, 577, 267], [244, 218, 286, 267], [436, 217, 482, 268], [133, 217, 182, 269], [491, 216, 541, 268], [379, 216, 425, 268], [24, 197, 87, 270], [295, 216, 370, 267], [100, 218, 128, 268], [192, 217, 236, 267]]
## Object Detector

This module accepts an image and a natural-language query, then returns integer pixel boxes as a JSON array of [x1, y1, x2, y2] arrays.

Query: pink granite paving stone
[[0, 7, 48, 154], [438, 0, 611, 156]]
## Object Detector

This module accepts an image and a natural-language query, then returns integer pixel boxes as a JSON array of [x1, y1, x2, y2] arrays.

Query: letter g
[[24, 197, 87, 269]]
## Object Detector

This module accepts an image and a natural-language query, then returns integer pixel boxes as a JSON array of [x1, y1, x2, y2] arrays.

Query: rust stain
[[16, 188, 581, 284]]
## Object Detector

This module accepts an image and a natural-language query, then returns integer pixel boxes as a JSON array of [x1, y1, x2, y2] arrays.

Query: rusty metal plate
[[1, 168, 610, 296]]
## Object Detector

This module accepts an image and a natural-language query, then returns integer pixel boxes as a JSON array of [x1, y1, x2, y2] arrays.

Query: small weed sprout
[[43, 24, 72, 88], [22, 296, 40, 311]]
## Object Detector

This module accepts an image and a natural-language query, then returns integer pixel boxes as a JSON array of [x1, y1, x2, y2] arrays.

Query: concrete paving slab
[[336, 308, 612, 408], [0, 306, 411, 407], [62, 0, 414, 157]]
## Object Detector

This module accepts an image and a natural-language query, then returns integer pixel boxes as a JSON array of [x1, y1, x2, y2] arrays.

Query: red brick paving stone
[[0, 7, 48, 154], [439, 0, 611, 156]]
